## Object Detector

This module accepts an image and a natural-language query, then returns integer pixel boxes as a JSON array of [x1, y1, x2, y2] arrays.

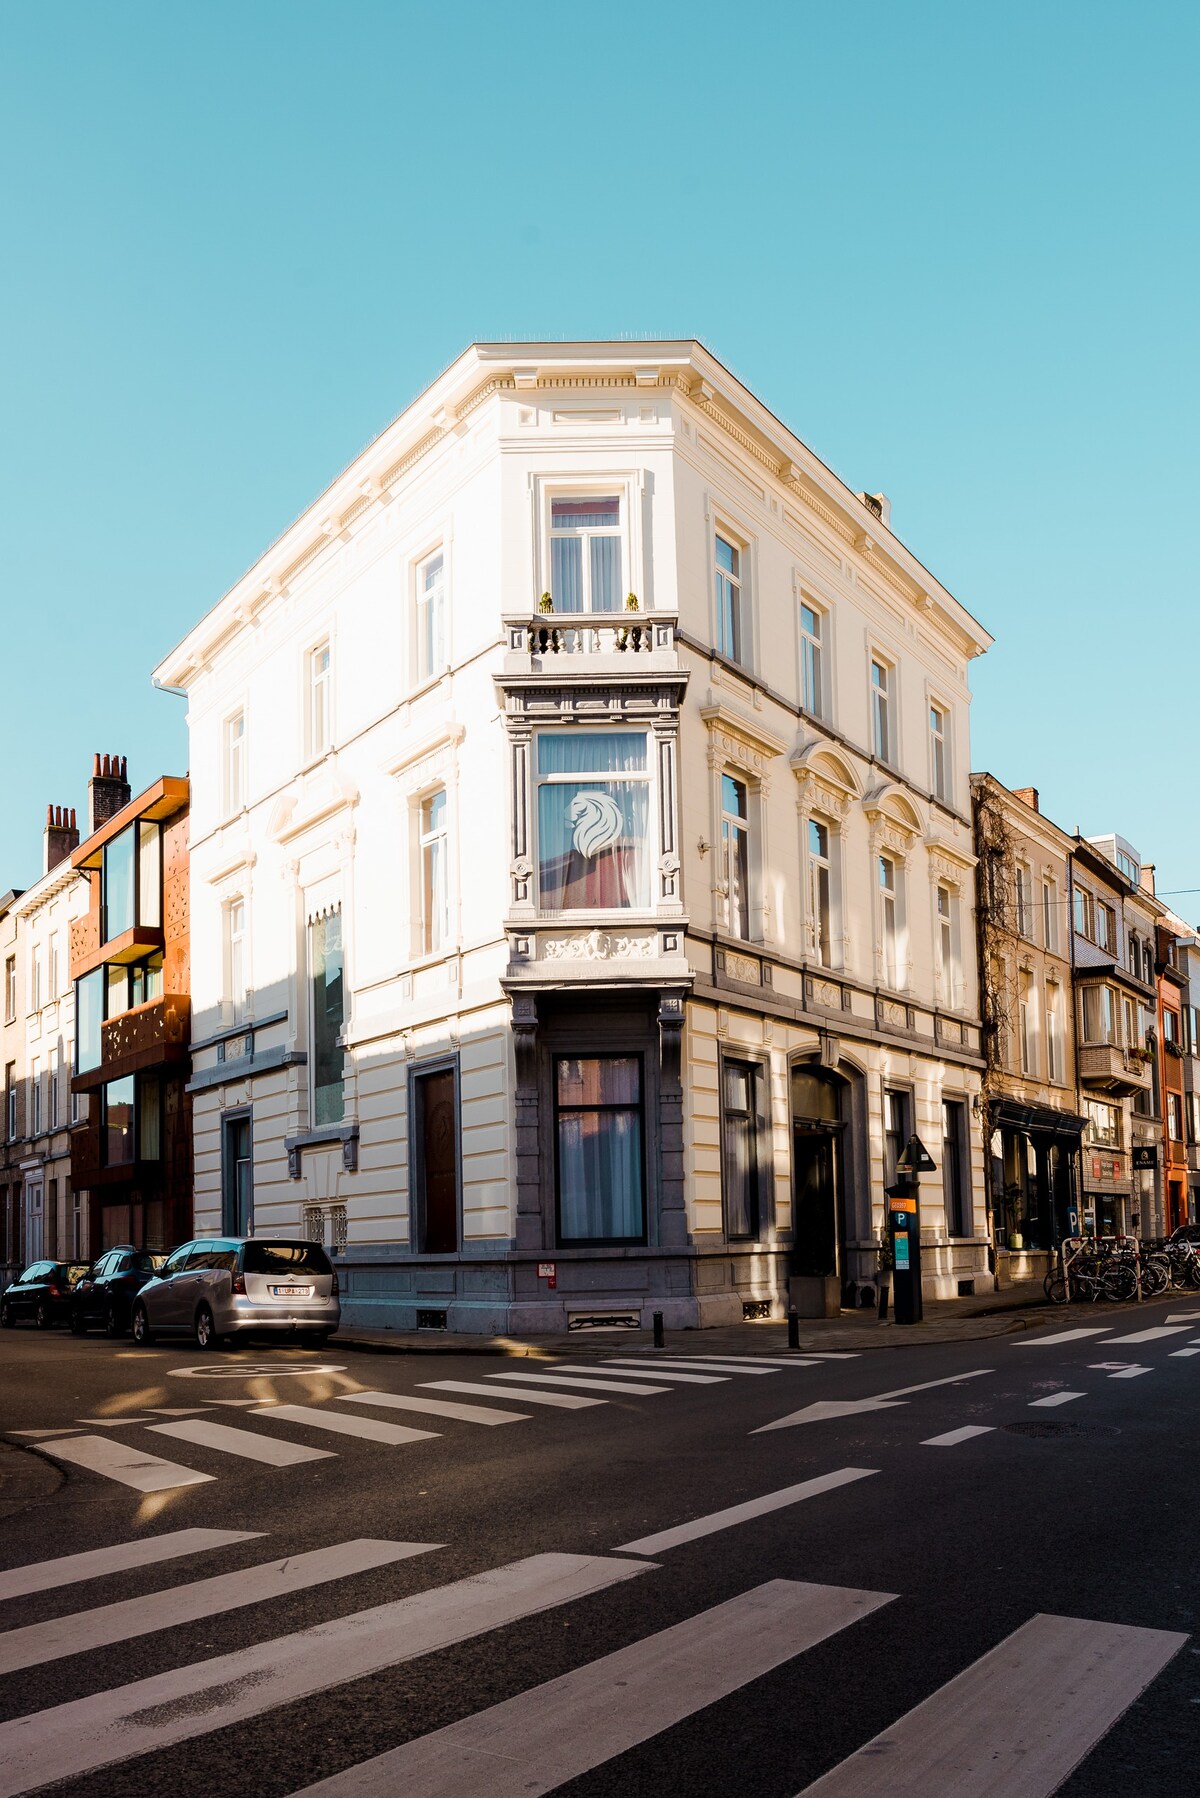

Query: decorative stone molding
[[541, 930, 656, 962], [701, 703, 788, 790], [386, 723, 465, 793], [716, 948, 762, 986]]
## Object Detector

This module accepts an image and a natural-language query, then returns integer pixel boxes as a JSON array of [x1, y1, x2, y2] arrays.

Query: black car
[[1, 1261, 90, 1329], [71, 1246, 167, 1337]]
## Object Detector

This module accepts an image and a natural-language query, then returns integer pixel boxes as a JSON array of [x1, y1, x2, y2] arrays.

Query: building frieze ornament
[[700, 702, 788, 785], [794, 771, 854, 820], [540, 929, 656, 962]]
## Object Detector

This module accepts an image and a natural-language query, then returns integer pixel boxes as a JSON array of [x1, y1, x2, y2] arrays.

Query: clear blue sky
[[3, 2, 1197, 907]]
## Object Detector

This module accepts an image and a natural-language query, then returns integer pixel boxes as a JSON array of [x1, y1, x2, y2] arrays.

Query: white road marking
[[421, 1381, 604, 1410], [288, 1579, 895, 1798], [252, 1405, 438, 1445], [922, 1426, 996, 1446], [0, 1528, 261, 1603], [606, 1358, 779, 1374], [0, 1553, 652, 1797], [75, 1417, 160, 1428], [149, 1419, 335, 1466], [1012, 1328, 1111, 1347], [337, 1391, 529, 1426], [0, 1539, 434, 1675], [1169, 1347, 1200, 1357], [147, 1407, 211, 1416], [209, 1398, 261, 1406], [40, 1434, 213, 1493], [9, 1428, 83, 1439], [485, 1372, 672, 1396], [797, 1612, 1187, 1796], [1164, 1313, 1200, 1324], [1103, 1325, 1192, 1345], [754, 1369, 994, 1433], [615, 1467, 878, 1555], [1029, 1392, 1085, 1408], [1110, 1366, 1152, 1379], [169, 1362, 346, 1378], [579, 1359, 723, 1388]]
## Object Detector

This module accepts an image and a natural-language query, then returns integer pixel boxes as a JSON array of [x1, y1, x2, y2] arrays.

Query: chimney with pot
[[43, 804, 80, 874], [87, 753, 131, 834], [1012, 787, 1040, 812]]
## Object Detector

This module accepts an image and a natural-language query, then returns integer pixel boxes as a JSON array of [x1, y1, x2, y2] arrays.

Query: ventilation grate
[[416, 1309, 447, 1331], [742, 1300, 772, 1321], [567, 1311, 639, 1332]]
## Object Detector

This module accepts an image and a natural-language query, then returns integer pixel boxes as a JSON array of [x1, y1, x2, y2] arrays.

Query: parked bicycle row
[[1043, 1228, 1200, 1304]]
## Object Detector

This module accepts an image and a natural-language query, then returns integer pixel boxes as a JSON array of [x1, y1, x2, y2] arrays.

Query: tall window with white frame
[[309, 909, 344, 1127], [1015, 864, 1034, 938], [30, 947, 42, 1013], [937, 883, 958, 1003], [225, 897, 246, 1018], [721, 1059, 766, 1241], [929, 703, 949, 803], [4, 1063, 14, 1140], [3, 954, 14, 1023], [49, 934, 59, 1001], [31, 1060, 41, 1136], [800, 603, 824, 719], [308, 641, 331, 758], [1047, 988, 1063, 1083], [714, 534, 746, 666], [1019, 979, 1034, 1076], [416, 549, 446, 676], [721, 775, 751, 941], [871, 659, 892, 764], [878, 854, 899, 987], [807, 819, 833, 967], [1043, 877, 1059, 953], [550, 498, 621, 613], [224, 711, 245, 815], [419, 788, 449, 955]]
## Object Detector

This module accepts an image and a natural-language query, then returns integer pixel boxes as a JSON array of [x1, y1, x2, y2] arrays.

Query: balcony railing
[[1078, 1042, 1151, 1094], [503, 610, 680, 672], [72, 994, 191, 1092]]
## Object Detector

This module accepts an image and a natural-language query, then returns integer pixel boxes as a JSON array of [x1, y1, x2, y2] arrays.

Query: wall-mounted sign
[[537, 1261, 557, 1289], [1132, 1146, 1159, 1170], [1091, 1156, 1125, 1181]]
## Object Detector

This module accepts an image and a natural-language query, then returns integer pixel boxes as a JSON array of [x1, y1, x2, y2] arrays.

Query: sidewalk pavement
[[336, 1279, 1074, 1361]]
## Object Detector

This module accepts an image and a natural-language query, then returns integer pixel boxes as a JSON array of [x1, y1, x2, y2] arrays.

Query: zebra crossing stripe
[[0, 1553, 652, 1797], [39, 1434, 213, 1493], [1029, 1392, 1085, 1408], [1104, 1326, 1192, 1345], [922, 1426, 995, 1447], [1012, 1328, 1111, 1347], [147, 1418, 335, 1465], [584, 1363, 729, 1383], [337, 1392, 530, 1426], [617, 1468, 878, 1555], [0, 1540, 435, 1676], [0, 1528, 261, 1603], [287, 1579, 894, 1798], [486, 1372, 672, 1397], [607, 1358, 777, 1375], [252, 1405, 439, 1445], [421, 1381, 604, 1410], [798, 1612, 1186, 1796]]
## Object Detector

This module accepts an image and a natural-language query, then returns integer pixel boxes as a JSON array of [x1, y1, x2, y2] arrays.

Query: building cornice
[[153, 340, 993, 690]]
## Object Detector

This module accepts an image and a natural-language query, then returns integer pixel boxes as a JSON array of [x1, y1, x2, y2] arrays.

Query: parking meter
[[885, 1179, 922, 1325]]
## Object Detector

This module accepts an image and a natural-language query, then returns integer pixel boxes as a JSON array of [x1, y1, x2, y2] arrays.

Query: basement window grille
[[567, 1310, 640, 1332], [742, 1299, 772, 1320], [304, 1206, 326, 1245], [330, 1205, 348, 1253], [416, 1308, 447, 1330]]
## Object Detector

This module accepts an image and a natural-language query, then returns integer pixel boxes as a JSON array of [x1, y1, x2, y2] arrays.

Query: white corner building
[[153, 341, 994, 1330]]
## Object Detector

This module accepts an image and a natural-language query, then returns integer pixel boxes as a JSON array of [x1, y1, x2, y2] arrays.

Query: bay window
[[309, 909, 345, 1126], [75, 969, 104, 1074], [102, 1077, 135, 1165], [550, 497, 622, 612], [536, 731, 652, 913], [1082, 983, 1116, 1043], [101, 822, 160, 943], [555, 1055, 645, 1244]]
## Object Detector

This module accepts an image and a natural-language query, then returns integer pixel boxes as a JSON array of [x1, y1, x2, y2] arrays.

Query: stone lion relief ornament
[[569, 791, 624, 858]]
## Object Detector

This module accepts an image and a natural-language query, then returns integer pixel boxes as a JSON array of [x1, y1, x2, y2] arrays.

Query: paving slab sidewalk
[[336, 1280, 1100, 1360]]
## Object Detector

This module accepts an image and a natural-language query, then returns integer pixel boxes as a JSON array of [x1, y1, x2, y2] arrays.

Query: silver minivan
[[131, 1237, 340, 1349]]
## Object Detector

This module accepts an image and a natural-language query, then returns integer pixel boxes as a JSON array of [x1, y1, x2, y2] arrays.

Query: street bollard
[[652, 1310, 664, 1349], [787, 1307, 800, 1350]]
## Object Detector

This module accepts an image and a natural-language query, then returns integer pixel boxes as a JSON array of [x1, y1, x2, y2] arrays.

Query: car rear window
[[243, 1241, 332, 1277], [131, 1251, 165, 1273]]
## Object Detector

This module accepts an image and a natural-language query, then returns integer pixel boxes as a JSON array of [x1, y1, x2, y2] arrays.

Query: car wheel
[[0, 1301, 13, 1329], [35, 1299, 52, 1330], [70, 1308, 86, 1336], [131, 1303, 154, 1347], [104, 1303, 122, 1338], [194, 1305, 218, 1351]]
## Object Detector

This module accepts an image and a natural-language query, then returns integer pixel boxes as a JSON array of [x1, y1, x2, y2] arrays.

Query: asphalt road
[[1, 1300, 1199, 1798]]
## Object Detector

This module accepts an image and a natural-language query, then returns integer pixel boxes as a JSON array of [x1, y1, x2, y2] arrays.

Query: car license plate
[[271, 1285, 312, 1299]]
